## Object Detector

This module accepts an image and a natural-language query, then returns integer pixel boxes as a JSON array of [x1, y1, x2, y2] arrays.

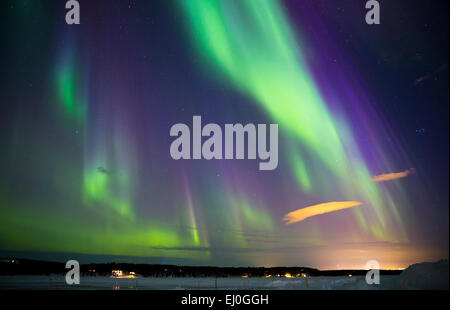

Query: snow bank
[[397, 260, 449, 290]]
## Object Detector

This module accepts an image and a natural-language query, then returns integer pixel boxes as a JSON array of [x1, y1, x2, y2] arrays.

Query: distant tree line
[[0, 258, 402, 277]]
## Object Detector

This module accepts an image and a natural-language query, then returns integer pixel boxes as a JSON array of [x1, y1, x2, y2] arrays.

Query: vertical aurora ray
[[182, 174, 202, 246], [55, 33, 87, 124], [56, 60, 87, 122], [82, 119, 136, 221]]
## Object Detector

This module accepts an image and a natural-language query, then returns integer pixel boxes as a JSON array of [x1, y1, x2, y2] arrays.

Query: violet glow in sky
[[0, 0, 448, 269]]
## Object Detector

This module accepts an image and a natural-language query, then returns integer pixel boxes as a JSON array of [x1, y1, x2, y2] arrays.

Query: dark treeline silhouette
[[0, 258, 402, 277]]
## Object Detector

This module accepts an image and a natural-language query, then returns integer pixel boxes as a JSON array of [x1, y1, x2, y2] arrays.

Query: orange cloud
[[371, 168, 415, 182], [283, 201, 362, 225]]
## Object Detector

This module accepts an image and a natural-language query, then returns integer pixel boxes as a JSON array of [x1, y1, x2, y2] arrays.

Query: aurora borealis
[[0, 0, 448, 269]]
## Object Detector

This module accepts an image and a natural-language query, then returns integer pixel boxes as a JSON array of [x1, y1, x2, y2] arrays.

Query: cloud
[[371, 168, 415, 182], [149, 245, 329, 253], [283, 201, 362, 225], [414, 64, 447, 85]]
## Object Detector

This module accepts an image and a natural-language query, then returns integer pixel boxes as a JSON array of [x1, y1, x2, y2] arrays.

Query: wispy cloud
[[371, 168, 415, 182], [283, 201, 362, 225], [414, 64, 447, 85]]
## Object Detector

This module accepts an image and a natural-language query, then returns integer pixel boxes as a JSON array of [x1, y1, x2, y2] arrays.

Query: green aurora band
[[179, 0, 407, 241]]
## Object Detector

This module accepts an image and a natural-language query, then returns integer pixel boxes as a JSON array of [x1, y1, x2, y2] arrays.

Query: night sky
[[0, 0, 448, 269]]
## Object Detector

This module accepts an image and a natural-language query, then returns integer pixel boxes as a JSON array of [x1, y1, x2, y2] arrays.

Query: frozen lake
[[0, 275, 403, 290]]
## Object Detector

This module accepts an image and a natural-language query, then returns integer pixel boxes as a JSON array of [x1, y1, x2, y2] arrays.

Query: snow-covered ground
[[1, 260, 447, 290], [0, 275, 408, 290]]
